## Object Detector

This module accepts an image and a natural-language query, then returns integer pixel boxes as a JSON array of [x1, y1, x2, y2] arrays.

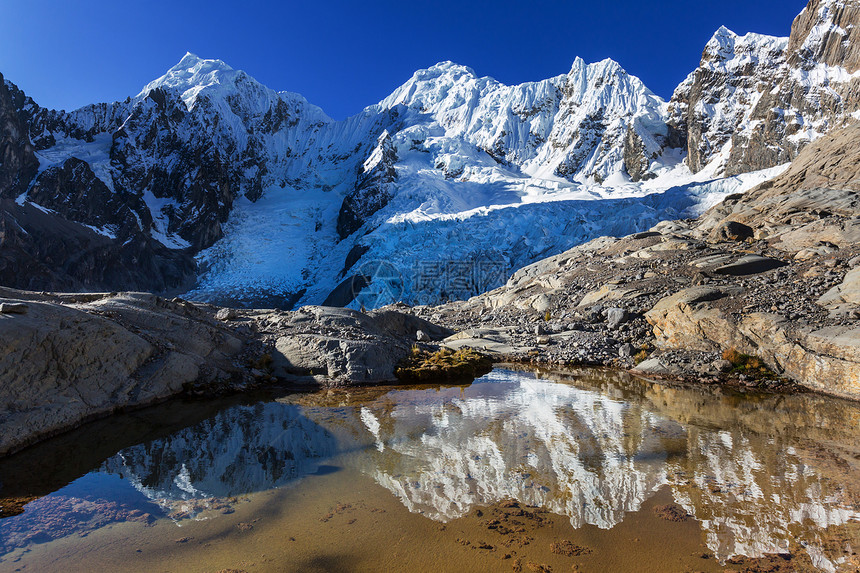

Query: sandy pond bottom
[[1, 367, 859, 573]]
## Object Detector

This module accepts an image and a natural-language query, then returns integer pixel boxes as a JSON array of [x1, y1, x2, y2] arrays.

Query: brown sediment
[[0, 473, 729, 573], [0, 495, 39, 518], [549, 540, 592, 557], [653, 503, 689, 522]]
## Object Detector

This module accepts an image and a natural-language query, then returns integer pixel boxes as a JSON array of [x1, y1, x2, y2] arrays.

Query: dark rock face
[[623, 127, 658, 182], [0, 78, 201, 293], [322, 275, 370, 307], [340, 244, 370, 277], [0, 74, 39, 200], [670, 0, 860, 177], [336, 131, 398, 240], [668, 28, 790, 174], [0, 200, 196, 293], [553, 110, 606, 179], [27, 158, 149, 235], [111, 89, 239, 251]]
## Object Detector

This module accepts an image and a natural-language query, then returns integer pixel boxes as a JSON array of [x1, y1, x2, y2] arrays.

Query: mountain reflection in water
[[102, 403, 337, 500], [2, 368, 859, 571]]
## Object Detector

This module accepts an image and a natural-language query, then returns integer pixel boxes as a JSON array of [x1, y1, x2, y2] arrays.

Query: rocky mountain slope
[[0, 0, 857, 309], [415, 120, 860, 400], [670, 0, 860, 176]]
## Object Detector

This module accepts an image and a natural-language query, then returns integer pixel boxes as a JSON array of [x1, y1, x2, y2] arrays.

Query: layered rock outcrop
[[0, 290, 250, 455], [0, 289, 450, 455]]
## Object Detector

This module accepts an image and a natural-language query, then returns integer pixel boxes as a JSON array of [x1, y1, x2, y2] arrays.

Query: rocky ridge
[[670, 0, 860, 176]]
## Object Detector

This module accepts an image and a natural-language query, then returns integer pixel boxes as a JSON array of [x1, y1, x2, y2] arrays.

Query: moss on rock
[[395, 347, 494, 384]]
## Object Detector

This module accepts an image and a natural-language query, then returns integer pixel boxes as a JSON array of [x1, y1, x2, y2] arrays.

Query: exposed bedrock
[[0, 289, 451, 456]]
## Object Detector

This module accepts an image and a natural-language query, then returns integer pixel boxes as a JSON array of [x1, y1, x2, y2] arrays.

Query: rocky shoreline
[[411, 123, 860, 402], [2, 123, 860, 458]]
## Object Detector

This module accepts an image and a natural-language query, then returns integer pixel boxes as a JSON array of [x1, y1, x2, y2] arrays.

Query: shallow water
[[1, 368, 859, 572]]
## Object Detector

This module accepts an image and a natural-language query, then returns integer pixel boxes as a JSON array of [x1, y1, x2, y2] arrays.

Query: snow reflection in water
[[2, 368, 859, 570]]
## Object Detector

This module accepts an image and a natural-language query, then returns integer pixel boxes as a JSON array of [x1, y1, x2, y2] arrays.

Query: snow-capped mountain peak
[[702, 26, 789, 67], [137, 52, 239, 109], [670, 0, 860, 177], [2, 0, 856, 308]]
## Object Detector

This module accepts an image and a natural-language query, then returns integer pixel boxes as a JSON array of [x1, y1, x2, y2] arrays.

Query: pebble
[[618, 343, 634, 358]]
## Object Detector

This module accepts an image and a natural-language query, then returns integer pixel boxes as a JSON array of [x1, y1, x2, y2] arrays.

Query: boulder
[[268, 306, 419, 385], [713, 255, 788, 276], [216, 307, 238, 321], [819, 267, 860, 307], [0, 291, 249, 456], [369, 308, 453, 341], [578, 284, 634, 308], [274, 334, 402, 384], [0, 302, 28, 314], [739, 315, 860, 400], [632, 357, 683, 375], [605, 308, 629, 329], [711, 221, 755, 242], [645, 288, 738, 353]]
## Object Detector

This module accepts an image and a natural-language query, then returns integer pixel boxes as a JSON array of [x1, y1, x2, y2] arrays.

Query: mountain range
[[1, 0, 858, 308]]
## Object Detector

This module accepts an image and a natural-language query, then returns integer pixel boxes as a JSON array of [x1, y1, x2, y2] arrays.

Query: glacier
[[161, 54, 783, 308]]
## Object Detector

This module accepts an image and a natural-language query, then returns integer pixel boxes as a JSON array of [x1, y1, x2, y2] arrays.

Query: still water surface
[[1, 368, 859, 572]]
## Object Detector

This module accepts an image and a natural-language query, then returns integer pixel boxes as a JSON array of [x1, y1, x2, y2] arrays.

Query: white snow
[[32, 133, 115, 191], [173, 52, 793, 308], [28, 41, 837, 307], [142, 190, 192, 249]]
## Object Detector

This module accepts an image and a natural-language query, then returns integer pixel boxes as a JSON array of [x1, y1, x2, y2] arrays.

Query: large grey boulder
[[268, 306, 419, 385], [0, 290, 249, 456], [713, 255, 788, 276]]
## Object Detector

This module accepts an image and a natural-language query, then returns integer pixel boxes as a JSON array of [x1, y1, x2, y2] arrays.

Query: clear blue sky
[[0, 0, 807, 120]]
